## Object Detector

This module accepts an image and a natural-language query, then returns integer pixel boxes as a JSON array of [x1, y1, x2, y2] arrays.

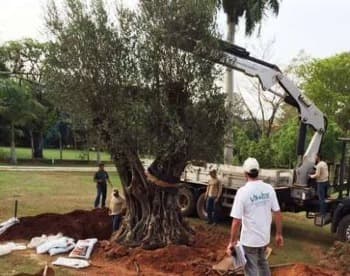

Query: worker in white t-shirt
[[309, 154, 329, 217], [226, 157, 284, 276]]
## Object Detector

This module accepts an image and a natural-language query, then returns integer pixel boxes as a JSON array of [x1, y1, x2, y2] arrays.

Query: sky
[[0, 0, 349, 65]]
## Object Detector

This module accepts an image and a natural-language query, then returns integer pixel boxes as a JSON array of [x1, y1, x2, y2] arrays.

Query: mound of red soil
[[87, 225, 344, 276], [90, 224, 229, 276], [272, 263, 343, 276], [0, 211, 345, 275], [0, 209, 112, 241]]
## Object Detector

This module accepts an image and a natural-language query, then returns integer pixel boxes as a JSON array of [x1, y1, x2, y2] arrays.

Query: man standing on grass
[[226, 157, 283, 276], [94, 163, 113, 208]]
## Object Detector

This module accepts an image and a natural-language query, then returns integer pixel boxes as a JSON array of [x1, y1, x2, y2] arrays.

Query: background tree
[[45, 0, 227, 249], [219, 0, 281, 164], [297, 53, 350, 135], [0, 80, 43, 164], [235, 39, 284, 139], [0, 39, 49, 159]]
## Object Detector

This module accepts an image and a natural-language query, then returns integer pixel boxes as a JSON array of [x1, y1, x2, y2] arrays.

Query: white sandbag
[[0, 242, 26, 256], [0, 244, 13, 257], [69, 238, 98, 260], [28, 235, 48, 248], [49, 243, 75, 256], [0, 217, 19, 235], [37, 237, 74, 254], [28, 233, 63, 249], [52, 257, 90, 269], [10, 243, 26, 251]]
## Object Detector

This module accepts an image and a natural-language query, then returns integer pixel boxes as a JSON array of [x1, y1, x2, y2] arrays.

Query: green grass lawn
[[191, 211, 334, 267], [0, 146, 111, 161], [0, 171, 121, 220], [0, 171, 121, 275], [0, 171, 336, 274], [269, 212, 334, 265]]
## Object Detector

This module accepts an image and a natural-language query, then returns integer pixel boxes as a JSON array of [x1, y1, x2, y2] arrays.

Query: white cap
[[243, 157, 260, 173]]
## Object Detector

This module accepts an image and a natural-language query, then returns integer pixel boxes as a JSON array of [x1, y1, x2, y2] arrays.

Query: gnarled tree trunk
[[111, 149, 194, 249]]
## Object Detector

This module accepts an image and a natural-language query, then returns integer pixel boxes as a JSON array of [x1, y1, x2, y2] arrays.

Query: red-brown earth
[[0, 209, 347, 275]]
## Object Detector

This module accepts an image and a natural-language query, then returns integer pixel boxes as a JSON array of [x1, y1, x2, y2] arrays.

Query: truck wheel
[[178, 187, 196, 217], [336, 214, 350, 241], [196, 193, 207, 220]]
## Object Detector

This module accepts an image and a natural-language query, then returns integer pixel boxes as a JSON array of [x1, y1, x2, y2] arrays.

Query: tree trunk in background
[[223, 19, 235, 165], [86, 134, 90, 162], [10, 123, 17, 164], [72, 130, 77, 150], [33, 131, 44, 159], [58, 132, 63, 160], [29, 129, 34, 160], [96, 149, 101, 164], [111, 149, 194, 249]]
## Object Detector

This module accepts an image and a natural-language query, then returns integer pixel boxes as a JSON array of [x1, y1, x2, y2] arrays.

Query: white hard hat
[[243, 157, 260, 173]]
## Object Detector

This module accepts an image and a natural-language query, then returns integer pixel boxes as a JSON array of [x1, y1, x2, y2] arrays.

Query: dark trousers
[[94, 183, 107, 208], [206, 196, 218, 224], [243, 246, 270, 276], [317, 181, 329, 216], [112, 214, 122, 232]]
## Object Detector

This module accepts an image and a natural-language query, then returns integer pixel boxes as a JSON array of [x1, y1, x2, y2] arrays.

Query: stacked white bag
[[0, 242, 26, 256], [28, 233, 76, 256]]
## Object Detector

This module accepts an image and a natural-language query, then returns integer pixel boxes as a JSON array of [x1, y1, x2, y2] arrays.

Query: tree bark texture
[[33, 131, 44, 159], [111, 150, 194, 250]]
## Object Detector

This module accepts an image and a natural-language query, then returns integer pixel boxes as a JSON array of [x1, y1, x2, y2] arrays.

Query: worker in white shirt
[[109, 189, 126, 232], [310, 154, 329, 217], [226, 157, 283, 276]]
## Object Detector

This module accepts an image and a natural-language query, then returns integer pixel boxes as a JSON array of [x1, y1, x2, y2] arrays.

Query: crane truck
[[144, 37, 350, 241]]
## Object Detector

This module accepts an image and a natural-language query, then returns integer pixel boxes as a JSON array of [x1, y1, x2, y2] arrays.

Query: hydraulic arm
[[175, 38, 326, 189]]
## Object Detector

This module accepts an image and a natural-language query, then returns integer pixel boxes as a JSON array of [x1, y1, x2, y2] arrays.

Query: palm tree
[[220, 0, 281, 164], [0, 80, 43, 164]]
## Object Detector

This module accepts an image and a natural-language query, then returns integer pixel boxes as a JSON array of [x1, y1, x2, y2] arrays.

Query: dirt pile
[[319, 241, 350, 274], [1, 211, 346, 275], [272, 263, 343, 276], [0, 209, 112, 241], [92, 224, 229, 276]]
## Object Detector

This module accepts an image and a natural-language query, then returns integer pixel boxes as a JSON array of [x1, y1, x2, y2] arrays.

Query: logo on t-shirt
[[250, 192, 270, 204]]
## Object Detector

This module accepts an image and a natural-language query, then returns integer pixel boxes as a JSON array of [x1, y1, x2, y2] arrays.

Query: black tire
[[336, 214, 350, 242], [178, 187, 196, 217], [196, 193, 208, 220]]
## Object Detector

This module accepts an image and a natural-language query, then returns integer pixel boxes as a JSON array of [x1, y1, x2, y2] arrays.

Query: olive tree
[[45, 0, 227, 249]]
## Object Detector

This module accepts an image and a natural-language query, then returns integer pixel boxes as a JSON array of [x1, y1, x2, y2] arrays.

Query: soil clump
[[319, 241, 350, 274], [272, 263, 344, 276]]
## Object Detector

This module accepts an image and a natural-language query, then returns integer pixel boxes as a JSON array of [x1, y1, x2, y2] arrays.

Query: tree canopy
[[44, 0, 227, 248], [0, 80, 44, 163], [297, 52, 350, 134], [220, 0, 280, 34]]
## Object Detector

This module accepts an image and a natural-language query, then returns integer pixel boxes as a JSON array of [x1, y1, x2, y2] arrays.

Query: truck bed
[[182, 162, 293, 190]]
